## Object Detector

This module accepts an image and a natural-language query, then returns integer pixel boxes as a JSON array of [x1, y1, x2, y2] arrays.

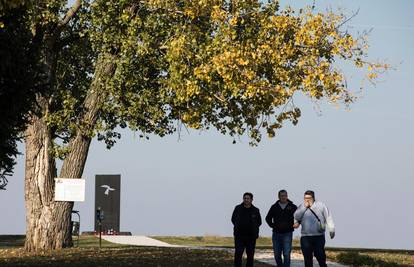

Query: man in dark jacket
[[265, 190, 297, 267], [231, 192, 262, 267]]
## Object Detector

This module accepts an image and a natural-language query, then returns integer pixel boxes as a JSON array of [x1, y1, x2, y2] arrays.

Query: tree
[[0, 1, 41, 190], [8, 0, 386, 251]]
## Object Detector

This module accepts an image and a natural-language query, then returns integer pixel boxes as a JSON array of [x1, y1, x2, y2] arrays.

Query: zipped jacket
[[265, 200, 297, 233], [231, 204, 262, 239]]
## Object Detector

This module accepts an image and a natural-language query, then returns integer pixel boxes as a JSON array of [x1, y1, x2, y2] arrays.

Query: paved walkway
[[101, 235, 182, 247], [101, 236, 347, 266]]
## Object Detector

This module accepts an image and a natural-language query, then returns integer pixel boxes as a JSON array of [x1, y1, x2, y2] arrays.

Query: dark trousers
[[300, 235, 327, 267], [234, 236, 256, 267], [272, 232, 293, 267]]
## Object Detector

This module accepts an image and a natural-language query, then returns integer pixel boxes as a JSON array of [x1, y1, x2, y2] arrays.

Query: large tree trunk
[[24, 115, 93, 251], [22, 0, 117, 249], [24, 116, 73, 251], [24, 55, 116, 251]]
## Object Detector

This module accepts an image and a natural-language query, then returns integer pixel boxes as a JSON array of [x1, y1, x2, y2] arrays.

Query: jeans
[[300, 235, 327, 267], [234, 236, 256, 267], [272, 232, 293, 267]]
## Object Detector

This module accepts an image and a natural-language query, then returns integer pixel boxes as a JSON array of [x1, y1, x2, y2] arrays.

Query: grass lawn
[[327, 250, 414, 267], [0, 235, 270, 267], [153, 236, 414, 267], [2, 235, 413, 266]]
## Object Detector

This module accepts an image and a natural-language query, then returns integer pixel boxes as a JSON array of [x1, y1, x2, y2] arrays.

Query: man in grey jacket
[[293, 190, 335, 267]]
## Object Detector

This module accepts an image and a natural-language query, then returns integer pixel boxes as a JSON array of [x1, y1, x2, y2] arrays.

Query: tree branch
[[58, 0, 82, 29], [58, 32, 81, 48], [0, 176, 8, 190], [336, 8, 360, 30]]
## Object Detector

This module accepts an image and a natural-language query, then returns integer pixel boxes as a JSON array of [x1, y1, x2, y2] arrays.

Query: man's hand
[[329, 231, 335, 239], [293, 223, 300, 229], [304, 200, 311, 208]]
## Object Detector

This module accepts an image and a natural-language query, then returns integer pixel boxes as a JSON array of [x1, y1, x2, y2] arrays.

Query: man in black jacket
[[231, 192, 262, 267], [265, 190, 297, 267]]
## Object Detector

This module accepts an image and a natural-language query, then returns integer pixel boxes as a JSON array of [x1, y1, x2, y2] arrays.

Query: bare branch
[[58, 0, 82, 29], [336, 8, 360, 30], [214, 94, 226, 102], [53, 133, 70, 142]]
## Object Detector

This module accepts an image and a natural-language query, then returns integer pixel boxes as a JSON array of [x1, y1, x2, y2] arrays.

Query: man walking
[[231, 192, 262, 267], [294, 190, 335, 267], [265, 189, 297, 267]]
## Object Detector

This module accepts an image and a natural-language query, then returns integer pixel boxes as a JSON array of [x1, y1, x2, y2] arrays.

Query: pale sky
[[1, 0, 413, 250]]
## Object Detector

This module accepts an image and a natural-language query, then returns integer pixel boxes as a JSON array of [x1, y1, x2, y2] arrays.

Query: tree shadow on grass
[[0, 246, 270, 267]]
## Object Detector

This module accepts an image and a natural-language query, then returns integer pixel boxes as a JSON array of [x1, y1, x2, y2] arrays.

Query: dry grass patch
[[0, 235, 271, 267]]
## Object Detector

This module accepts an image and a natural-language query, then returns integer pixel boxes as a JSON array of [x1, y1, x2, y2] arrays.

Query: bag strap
[[307, 207, 321, 222]]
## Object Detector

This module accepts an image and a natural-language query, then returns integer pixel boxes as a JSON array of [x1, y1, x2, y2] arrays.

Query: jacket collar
[[240, 203, 255, 208], [276, 199, 293, 205]]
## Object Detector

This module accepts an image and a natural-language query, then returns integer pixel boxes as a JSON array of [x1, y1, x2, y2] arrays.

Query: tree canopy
[[1, 0, 387, 186], [41, 0, 387, 154], [0, 1, 40, 189]]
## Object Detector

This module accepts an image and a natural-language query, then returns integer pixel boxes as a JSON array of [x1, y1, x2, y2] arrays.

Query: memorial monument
[[94, 174, 121, 234]]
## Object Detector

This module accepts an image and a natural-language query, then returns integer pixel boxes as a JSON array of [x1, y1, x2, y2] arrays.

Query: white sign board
[[54, 178, 85, 202]]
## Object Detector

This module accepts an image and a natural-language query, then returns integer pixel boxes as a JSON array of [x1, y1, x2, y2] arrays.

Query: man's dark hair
[[304, 190, 315, 200], [243, 192, 253, 199], [278, 189, 287, 196]]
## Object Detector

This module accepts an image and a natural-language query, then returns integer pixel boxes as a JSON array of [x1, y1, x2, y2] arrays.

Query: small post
[[99, 223, 102, 249], [96, 207, 104, 249], [71, 210, 80, 247]]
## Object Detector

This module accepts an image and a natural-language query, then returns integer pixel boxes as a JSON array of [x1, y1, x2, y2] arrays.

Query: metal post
[[72, 210, 80, 247], [99, 222, 102, 249], [97, 206, 103, 249]]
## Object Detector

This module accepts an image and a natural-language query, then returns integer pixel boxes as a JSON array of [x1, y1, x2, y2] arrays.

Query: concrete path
[[101, 235, 182, 247], [101, 236, 348, 266]]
